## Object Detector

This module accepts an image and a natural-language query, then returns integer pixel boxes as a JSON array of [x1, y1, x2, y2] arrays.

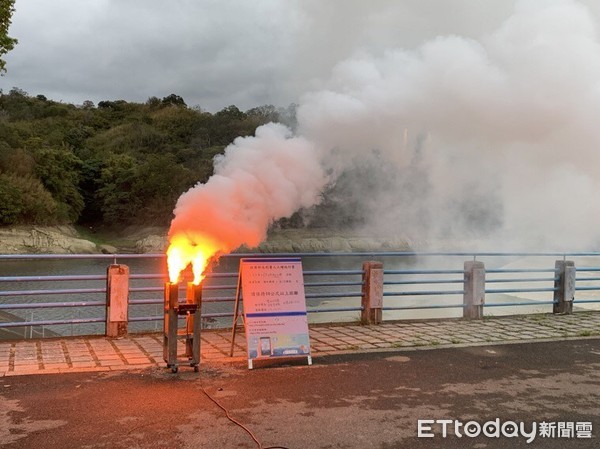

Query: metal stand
[[163, 282, 202, 373], [229, 273, 243, 357]]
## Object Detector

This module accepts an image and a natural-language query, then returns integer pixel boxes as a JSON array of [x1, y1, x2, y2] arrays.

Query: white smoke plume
[[296, 0, 600, 250], [170, 0, 600, 255], [168, 123, 327, 255]]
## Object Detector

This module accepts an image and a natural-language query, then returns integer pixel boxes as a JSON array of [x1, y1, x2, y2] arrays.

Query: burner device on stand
[[163, 281, 202, 373]]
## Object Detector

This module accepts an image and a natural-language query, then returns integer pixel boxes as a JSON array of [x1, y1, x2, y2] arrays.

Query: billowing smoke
[[170, 0, 600, 259], [296, 0, 600, 250], [168, 123, 327, 263]]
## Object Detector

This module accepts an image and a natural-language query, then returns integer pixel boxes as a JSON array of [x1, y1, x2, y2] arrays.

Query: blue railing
[[1, 252, 599, 339]]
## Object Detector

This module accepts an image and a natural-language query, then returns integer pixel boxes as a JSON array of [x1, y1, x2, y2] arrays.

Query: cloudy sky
[[0, 0, 524, 111], [3, 0, 600, 112]]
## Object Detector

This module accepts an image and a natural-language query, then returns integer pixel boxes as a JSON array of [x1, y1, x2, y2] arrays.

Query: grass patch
[[74, 225, 112, 246]]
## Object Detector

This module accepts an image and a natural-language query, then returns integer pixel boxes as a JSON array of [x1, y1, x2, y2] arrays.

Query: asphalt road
[[1, 338, 599, 449]]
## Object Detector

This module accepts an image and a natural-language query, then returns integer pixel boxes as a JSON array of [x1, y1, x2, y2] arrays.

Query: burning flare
[[166, 233, 220, 284]]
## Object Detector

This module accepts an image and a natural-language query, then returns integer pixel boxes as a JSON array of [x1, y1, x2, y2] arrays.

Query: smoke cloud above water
[[297, 0, 600, 250], [170, 0, 600, 254]]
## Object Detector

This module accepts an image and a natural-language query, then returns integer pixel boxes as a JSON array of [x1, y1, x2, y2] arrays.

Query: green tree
[[0, 173, 22, 224], [0, 173, 58, 224], [245, 104, 279, 123], [0, 0, 17, 74], [216, 105, 245, 120], [161, 94, 186, 108], [33, 146, 84, 222], [212, 105, 254, 145], [132, 153, 195, 224], [78, 157, 103, 224], [0, 89, 285, 228], [0, 146, 35, 176], [97, 153, 138, 225], [151, 106, 199, 143], [146, 96, 161, 108]]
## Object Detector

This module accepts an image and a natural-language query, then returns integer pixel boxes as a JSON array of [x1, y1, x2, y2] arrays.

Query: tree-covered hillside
[[0, 88, 296, 227]]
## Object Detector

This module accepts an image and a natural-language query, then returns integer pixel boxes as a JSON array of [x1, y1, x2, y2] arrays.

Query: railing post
[[464, 261, 485, 319], [553, 260, 575, 315], [361, 261, 383, 325], [106, 264, 129, 337]]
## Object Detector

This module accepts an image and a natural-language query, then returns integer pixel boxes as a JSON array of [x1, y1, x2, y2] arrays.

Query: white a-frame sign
[[230, 257, 312, 369]]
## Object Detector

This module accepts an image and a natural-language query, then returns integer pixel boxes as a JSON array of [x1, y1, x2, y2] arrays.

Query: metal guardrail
[[1, 252, 600, 339]]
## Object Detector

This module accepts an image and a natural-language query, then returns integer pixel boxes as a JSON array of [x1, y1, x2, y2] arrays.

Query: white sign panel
[[240, 258, 311, 367]]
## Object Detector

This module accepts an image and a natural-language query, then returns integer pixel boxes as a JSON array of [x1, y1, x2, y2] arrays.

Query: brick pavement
[[1, 312, 599, 376]]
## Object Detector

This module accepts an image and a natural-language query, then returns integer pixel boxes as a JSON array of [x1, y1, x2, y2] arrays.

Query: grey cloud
[[3, 0, 600, 112]]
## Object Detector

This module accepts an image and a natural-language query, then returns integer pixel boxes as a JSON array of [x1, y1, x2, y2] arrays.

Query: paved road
[[1, 338, 599, 449]]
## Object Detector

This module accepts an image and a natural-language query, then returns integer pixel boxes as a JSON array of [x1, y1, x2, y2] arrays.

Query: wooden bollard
[[464, 261, 485, 319], [106, 264, 129, 337], [361, 261, 384, 325], [553, 260, 575, 315]]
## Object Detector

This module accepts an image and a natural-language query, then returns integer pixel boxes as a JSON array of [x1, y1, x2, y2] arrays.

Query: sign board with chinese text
[[238, 257, 311, 369]]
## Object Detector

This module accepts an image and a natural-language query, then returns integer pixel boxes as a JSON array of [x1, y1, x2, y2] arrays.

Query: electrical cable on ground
[[200, 384, 290, 449]]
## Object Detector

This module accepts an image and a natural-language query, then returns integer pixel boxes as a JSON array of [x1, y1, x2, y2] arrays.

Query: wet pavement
[[0, 312, 599, 448], [0, 338, 599, 448]]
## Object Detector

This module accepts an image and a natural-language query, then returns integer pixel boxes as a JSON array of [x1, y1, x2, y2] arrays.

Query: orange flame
[[166, 233, 220, 284]]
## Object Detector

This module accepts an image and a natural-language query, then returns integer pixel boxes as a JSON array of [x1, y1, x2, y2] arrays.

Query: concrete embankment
[[0, 225, 423, 254], [134, 228, 462, 254], [0, 226, 99, 254], [135, 232, 416, 253], [0, 224, 490, 255]]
